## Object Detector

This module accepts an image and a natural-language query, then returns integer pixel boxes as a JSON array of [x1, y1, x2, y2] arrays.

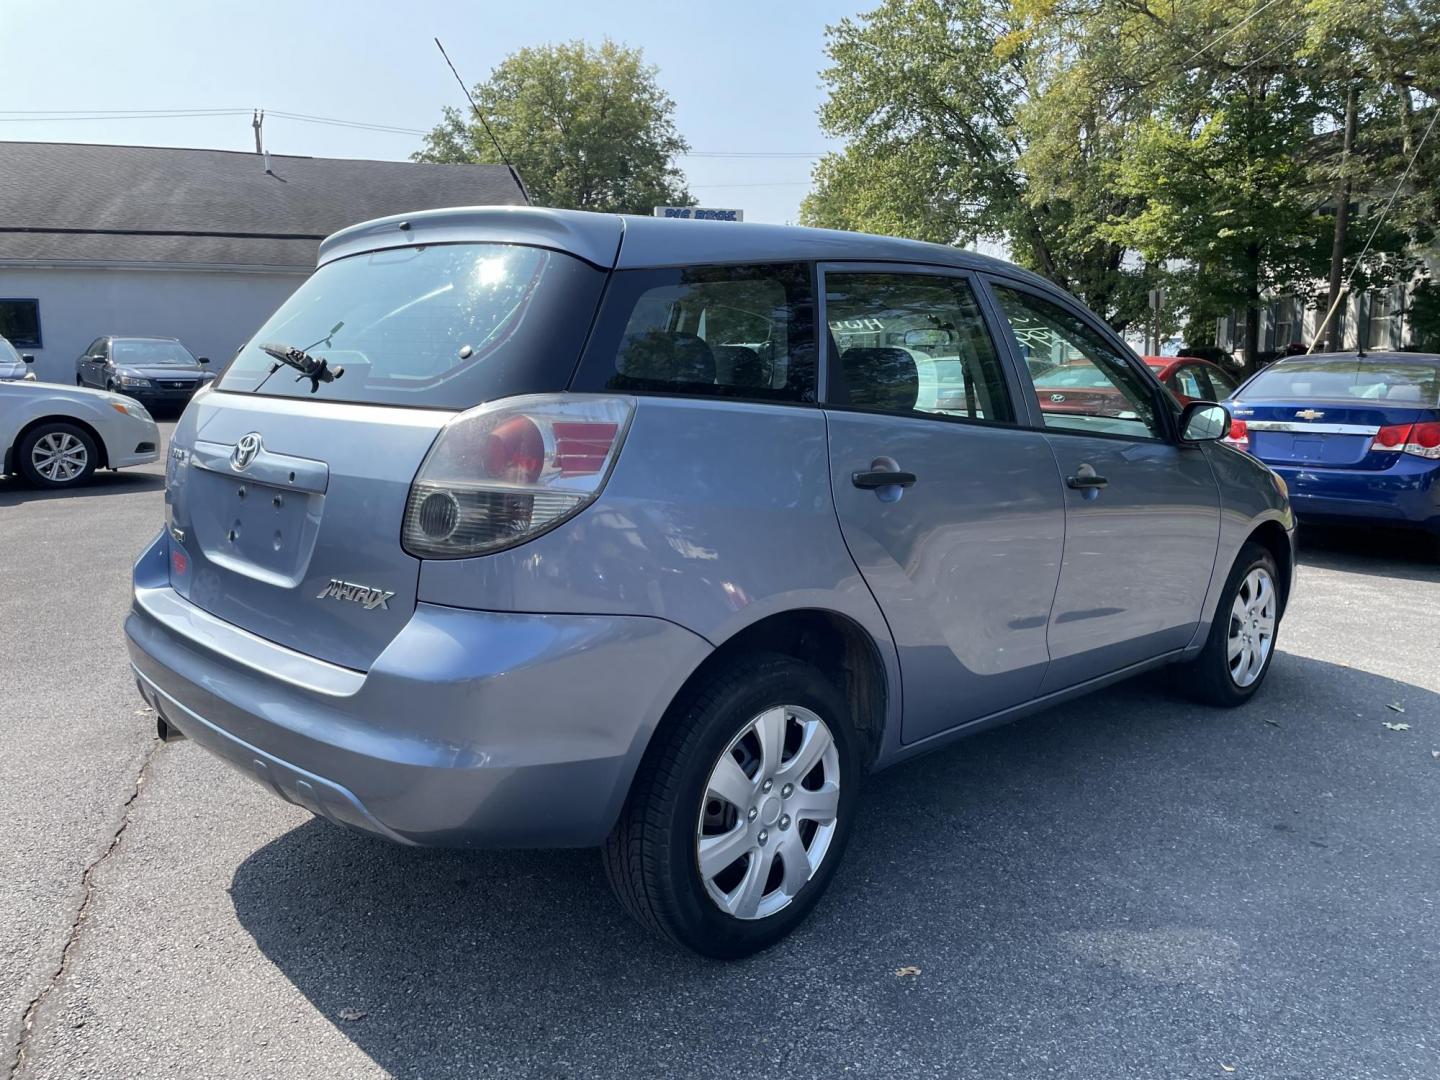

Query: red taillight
[[1222, 418, 1249, 450], [1371, 423, 1412, 451], [553, 421, 620, 476], [402, 395, 634, 559], [483, 415, 545, 483], [1371, 421, 1440, 459]]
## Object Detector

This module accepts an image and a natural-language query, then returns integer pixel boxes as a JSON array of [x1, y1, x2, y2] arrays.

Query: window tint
[[1243, 357, 1439, 405], [1207, 366, 1239, 398], [578, 263, 816, 402], [992, 285, 1159, 439], [824, 273, 1013, 422], [0, 300, 42, 349], [219, 243, 605, 409], [1174, 364, 1207, 399]]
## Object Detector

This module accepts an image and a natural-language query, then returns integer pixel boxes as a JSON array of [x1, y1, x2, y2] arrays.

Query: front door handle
[[853, 469, 918, 490], [1065, 464, 1108, 490]]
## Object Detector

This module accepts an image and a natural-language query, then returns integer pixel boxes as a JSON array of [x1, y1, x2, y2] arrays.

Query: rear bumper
[[1267, 457, 1440, 531], [125, 531, 711, 847]]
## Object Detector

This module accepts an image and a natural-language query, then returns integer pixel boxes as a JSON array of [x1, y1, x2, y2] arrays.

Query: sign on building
[[653, 206, 744, 221]]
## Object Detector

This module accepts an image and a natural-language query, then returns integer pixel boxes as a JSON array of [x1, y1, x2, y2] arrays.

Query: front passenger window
[[991, 286, 1160, 439], [825, 273, 1014, 423]]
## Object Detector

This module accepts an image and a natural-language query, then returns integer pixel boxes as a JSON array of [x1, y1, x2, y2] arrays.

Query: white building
[[0, 141, 528, 383]]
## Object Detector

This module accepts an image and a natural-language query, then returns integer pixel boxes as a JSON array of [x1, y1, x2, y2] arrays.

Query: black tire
[[1175, 541, 1281, 706], [603, 652, 861, 959], [16, 422, 99, 488], [75, 375, 83, 386]]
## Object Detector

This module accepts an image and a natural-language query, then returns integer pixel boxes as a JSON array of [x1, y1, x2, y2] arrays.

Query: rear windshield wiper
[[251, 323, 346, 394]]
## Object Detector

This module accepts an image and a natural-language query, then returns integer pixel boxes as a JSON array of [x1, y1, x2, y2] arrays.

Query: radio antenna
[[434, 37, 513, 169]]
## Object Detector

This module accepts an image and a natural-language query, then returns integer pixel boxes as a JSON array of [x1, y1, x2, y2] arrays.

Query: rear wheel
[[17, 422, 98, 488], [603, 653, 859, 959], [1175, 541, 1280, 706]]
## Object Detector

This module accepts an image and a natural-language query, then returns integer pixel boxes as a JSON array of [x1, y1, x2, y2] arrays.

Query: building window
[[1368, 284, 1405, 350], [1273, 297, 1302, 348], [0, 299, 41, 348]]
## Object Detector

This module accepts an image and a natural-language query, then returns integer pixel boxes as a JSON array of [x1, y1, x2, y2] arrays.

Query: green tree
[[799, 0, 1156, 329], [415, 39, 692, 215]]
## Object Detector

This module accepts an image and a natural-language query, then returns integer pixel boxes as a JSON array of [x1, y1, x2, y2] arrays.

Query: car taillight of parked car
[[1221, 418, 1249, 451], [401, 395, 635, 559], [1369, 421, 1440, 459]]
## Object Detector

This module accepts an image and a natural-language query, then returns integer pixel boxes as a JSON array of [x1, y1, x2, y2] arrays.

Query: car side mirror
[[21, 354, 33, 363], [1180, 401, 1229, 442], [198, 357, 210, 364]]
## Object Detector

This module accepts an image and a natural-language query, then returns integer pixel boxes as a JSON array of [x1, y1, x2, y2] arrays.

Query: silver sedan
[[1, 379, 160, 488]]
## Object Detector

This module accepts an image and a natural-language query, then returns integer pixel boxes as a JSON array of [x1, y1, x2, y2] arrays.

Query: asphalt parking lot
[[2, 421, 1438, 1080]]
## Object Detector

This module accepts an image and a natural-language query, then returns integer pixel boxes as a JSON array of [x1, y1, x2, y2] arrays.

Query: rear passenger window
[[578, 263, 816, 402], [824, 272, 1014, 423]]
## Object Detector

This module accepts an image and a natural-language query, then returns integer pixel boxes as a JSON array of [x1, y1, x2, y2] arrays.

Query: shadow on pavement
[[0, 469, 165, 507], [231, 653, 1440, 1079], [1297, 522, 1440, 583]]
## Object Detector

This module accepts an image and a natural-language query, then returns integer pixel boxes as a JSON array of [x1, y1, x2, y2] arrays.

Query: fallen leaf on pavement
[[1386, 703, 1406, 713], [1263, 718, 1281, 727], [895, 966, 921, 977], [338, 1008, 367, 1021], [1431, 750, 1439, 759], [1220, 1066, 1237, 1074], [1382, 722, 1410, 732]]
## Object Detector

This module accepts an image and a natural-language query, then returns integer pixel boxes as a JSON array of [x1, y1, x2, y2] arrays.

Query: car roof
[[1270, 350, 1440, 365], [317, 205, 1055, 289], [110, 336, 182, 343]]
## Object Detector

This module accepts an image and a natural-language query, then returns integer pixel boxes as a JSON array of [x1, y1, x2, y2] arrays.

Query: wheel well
[[672, 610, 889, 767], [1247, 520, 1292, 612], [12, 415, 110, 471]]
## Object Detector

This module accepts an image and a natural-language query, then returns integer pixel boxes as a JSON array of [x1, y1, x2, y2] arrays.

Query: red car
[[1144, 356, 1241, 404]]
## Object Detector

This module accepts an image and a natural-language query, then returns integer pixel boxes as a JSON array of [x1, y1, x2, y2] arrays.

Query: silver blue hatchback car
[[127, 207, 1295, 957]]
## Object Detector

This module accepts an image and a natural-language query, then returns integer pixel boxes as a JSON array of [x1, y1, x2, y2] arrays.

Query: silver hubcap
[[696, 705, 841, 920], [1228, 567, 1276, 687], [31, 431, 88, 483]]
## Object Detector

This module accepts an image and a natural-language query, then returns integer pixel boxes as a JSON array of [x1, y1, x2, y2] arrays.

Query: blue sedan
[[1225, 350, 1440, 540]]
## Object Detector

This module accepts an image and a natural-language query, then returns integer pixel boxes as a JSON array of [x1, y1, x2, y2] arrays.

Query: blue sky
[[1, 0, 865, 223]]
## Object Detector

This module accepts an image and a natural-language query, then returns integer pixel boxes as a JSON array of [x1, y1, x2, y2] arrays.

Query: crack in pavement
[[6, 736, 163, 1080]]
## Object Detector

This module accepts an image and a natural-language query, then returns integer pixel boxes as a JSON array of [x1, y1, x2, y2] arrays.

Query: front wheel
[[17, 422, 98, 488], [1175, 541, 1281, 706], [603, 653, 860, 959]]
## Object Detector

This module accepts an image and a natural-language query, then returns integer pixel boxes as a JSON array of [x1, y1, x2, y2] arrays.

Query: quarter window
[[824, 272, 1013, 423], [580, 263, 816, 402], [0, 299, 41, 349], [991, 285, 1160, 439]]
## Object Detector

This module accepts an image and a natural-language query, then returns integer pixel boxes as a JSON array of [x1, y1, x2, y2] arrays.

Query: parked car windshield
[[218, 242, 605, 409], [1243, 356, 1440, 406], [0, 337, 20, 364], [113, 339, 198, 367]]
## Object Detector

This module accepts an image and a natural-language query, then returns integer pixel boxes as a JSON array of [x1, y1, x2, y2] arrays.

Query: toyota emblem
[[230, 432, 262, 471]]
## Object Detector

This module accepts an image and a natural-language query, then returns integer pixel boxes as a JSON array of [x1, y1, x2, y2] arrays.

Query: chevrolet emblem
[[1295, 409, 1325, 420]]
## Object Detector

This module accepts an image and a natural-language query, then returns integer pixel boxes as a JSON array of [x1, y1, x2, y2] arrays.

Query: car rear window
[[218, 243, 606, 409], [1244, 357, 1440, 406], [572, 262, 817, 403]]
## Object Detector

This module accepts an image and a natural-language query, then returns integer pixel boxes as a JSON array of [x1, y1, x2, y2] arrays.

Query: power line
[[1308, 103, 1440, 353]]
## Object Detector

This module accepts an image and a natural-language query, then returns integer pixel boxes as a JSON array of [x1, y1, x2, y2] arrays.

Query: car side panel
[[417, 396, 904, 745]]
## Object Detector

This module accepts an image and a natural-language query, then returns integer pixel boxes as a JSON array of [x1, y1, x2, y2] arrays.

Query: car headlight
[[118, 374, 152, 388], [110, 400, 152, 420]]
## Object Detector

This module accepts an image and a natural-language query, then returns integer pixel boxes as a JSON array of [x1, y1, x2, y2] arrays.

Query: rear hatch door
[[163, 231, 610, 671], [168, 393, 447, 671]]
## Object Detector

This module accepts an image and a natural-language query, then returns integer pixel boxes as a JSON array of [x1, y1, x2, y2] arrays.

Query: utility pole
[[1326, 83, 1357, 351], [252, 109, 265, 154]]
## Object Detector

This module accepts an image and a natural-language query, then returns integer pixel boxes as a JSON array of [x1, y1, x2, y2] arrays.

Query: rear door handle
[[1065, 464, 1108, 490], [852, 469, 918, 490]]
